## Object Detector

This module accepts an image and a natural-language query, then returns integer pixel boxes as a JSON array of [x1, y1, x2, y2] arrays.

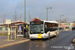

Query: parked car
[[72, 27, 75, 31], [65, 27, 70, 31], [58, 27, 64, 31], [57, 27, 64, 33]]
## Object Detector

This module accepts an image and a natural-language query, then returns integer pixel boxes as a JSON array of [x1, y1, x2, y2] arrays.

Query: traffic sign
[[26, 25, 28, 28], [8, 28, 10, 35], [6, 19, 11, 24]]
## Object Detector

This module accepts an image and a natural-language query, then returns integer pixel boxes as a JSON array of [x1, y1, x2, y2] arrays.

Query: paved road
[[0, 31, 75, 50]]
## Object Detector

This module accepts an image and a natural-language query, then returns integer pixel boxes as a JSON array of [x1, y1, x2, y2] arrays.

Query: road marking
[[67, 44, 74, 50], [35, 45, 39, 47]]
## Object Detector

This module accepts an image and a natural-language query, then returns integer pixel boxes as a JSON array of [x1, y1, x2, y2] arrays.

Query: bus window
[[30, 21, 44, 34], [45, 22, 58, 33]]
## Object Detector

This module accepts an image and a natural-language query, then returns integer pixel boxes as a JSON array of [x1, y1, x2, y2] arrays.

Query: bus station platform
[[0, 35, 30, 49]]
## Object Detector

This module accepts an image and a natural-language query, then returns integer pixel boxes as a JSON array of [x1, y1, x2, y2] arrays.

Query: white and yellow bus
[[29, 20, 58, 39]]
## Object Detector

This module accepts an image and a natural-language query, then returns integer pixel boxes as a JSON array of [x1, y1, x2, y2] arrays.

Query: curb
[[0, 39, 30, 49]]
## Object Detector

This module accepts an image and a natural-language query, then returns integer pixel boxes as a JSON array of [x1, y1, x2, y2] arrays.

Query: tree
[[20, 14, 22, 21], [2, 14, 6, 23], [28, 13, 31, 22], [13, 11, 18, 21], [39, 16, 41, 19]]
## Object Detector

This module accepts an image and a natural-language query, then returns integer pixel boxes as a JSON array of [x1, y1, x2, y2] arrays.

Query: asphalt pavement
[[0, 31, 75, 50]]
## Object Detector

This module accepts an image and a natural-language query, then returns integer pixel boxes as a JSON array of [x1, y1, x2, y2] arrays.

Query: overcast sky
[[0, 0, 75, 23]]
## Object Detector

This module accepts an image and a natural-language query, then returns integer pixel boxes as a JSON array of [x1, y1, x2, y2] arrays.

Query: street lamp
[[24, 0, 26, 38], [47, 7, 52, 21], [24, 0, 26, 23], [60, 15, 64, 27]]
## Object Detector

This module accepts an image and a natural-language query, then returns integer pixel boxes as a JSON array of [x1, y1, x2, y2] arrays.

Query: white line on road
[[67, 44, 74, 50], [35, 45, 39, 47]]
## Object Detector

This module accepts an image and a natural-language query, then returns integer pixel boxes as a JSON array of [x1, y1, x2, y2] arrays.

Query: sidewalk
[[0, 35, 30, 48]]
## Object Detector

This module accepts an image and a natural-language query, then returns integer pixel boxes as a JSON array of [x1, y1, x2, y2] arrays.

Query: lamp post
[[24, 0, 26, 23], [24, 0, 26, 38], [46, 7, 52, 21], [60, 15, 64, 27]]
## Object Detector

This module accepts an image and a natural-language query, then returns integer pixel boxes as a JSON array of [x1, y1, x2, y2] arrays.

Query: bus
[[29, 20, 58, 39]]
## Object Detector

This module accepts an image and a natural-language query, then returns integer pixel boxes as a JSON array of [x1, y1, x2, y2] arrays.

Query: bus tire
[[30, 39, 35, 41]]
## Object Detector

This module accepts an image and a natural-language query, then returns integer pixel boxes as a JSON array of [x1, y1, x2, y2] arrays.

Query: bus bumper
[[29, 35, 48, 39]]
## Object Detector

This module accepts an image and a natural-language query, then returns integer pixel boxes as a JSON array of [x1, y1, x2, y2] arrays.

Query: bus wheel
[[48, 33, 50, 39]]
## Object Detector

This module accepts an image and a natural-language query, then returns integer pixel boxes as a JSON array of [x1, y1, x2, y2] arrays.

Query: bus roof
[[44, 20, 58, 23], [30, 20, 58, 24], [31, 17, 58, 23]]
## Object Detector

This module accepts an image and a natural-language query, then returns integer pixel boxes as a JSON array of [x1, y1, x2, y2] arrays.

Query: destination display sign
[[30, 21, 43, 25]]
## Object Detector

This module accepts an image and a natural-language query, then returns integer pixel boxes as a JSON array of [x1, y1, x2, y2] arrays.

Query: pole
[[47, 8, 48, 21], [8, 21, 9, 41], [11, 27, 12, 40], [17, 27, 18, 39], [24, 0, 26, 38], [60, 15, 61, 27], [46, 7, 52, 21], [24, 0, 26, 23]]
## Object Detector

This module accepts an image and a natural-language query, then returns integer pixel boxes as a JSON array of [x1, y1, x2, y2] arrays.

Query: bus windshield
[[30, 21, 43, 34]]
